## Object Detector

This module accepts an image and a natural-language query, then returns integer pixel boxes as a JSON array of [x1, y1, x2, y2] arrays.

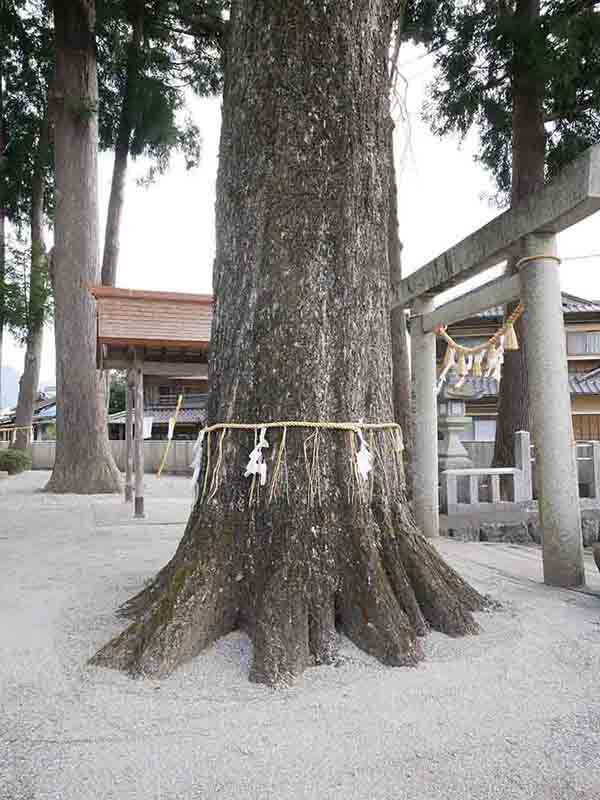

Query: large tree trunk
[[101, 0, 144, 287], [92, 0, 489, 686], [0, 205, 4, 411], [46, 0, 121, 493], [12, 114, 49, 452], [493, 0, 545, 468], [0, 62, 6, 411]]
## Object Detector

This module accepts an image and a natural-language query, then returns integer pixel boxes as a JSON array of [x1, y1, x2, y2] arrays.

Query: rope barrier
[[434, 301, 526, 393], [190, 419, 405, 507], [515, 254, 561, 269], [435, 303, 524, 355], [199, 420, 403, 435]]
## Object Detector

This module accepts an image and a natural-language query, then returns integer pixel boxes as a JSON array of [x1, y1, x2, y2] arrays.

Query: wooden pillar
[[519, 233, 584, 587], [411, 294, 439, 538], [133, 353, 145, 518], [124, 368, 134, 502]]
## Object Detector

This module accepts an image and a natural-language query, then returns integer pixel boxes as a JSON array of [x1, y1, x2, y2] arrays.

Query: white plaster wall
[[29, 440, 195, 474]]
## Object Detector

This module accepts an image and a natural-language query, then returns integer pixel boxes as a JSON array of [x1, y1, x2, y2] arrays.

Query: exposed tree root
[[45, 454, 121, 494], [249, 565, 312, 684], [93, 555, 238, 677], [91, 503, 492, 686]]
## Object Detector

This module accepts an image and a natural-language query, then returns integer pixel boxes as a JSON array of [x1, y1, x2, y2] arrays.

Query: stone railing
[[441, 431, 600, 515], [573, 441, 600, 499], [440, 430, 533, 515]]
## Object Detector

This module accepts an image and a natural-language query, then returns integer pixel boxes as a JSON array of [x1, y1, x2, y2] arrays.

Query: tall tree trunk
[[46, 0, 121, 493], [0, 203, 4, 411], [12, 114, 50, 452], [92, 0, 488, 686], [0, 61, 6, 411], [388, 122, 414, 498], [101, 0, 144, 287], [493, 0, 546, 468]]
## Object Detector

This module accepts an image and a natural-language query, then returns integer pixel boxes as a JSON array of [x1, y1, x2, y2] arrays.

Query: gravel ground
[[1, 471, 599, 800]]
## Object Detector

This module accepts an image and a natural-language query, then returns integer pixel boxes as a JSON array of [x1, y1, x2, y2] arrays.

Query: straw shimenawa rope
[[435, 304, 525, 391], [191, 420, 405, 508], [433, 254, 562, 392], [435, 303, 524, 355], [200, 420, 404, 434]]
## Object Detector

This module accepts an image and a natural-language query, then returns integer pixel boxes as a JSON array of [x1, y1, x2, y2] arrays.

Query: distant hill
[[1, 365, 19, 410]]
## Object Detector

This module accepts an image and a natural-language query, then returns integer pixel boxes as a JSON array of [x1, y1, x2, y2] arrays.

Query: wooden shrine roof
[[90, 286, 213, 350], [90, 287, 214, 374]]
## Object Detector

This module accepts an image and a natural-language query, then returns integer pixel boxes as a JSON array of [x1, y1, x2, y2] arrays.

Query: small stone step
[[0, 471, 9, 479]]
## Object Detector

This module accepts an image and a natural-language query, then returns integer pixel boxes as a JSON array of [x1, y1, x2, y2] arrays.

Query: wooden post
[[124, 368, 134, 502], [134, 353, 145, 518]]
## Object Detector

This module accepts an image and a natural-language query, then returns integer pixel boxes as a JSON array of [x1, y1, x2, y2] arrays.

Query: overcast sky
[[4, 45, 600, 387]]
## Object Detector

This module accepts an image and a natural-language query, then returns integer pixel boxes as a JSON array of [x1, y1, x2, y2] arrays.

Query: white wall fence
[[23, 440, 196, 474]]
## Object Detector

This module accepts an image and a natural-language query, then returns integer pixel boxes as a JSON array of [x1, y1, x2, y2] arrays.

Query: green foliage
[[97, 0, 227, 182], [405, 0, 600, 199], [0, 448, 32, 474], [0, 0, 54, 229], [108, 371, 128, 414], [1, 1, 228, 231], [1, 237, 53, 344]]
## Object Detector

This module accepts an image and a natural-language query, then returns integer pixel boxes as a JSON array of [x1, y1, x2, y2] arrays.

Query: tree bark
[[493, 0, 545, 468], [101, 0, 144, 287], [0, 60, 6, 411], [12, 114, 50, 452], [388, 122, 414, 498], [92, 0, 489, 685], [46, 0, 121, 493]]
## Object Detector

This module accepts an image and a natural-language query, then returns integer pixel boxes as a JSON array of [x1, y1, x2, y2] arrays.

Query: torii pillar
[[519, 233, 584, 587], [411, 294, 439, 538]]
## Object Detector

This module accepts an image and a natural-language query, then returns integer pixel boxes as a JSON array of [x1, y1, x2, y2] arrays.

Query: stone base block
[[447, 526, 480, 542], [480, 522, 532, 544]]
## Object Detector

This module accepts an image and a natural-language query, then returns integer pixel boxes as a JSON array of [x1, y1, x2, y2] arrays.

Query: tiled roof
[[108, 406, 206, 425], [35, 403, 56, 419], [92, 287, 212, 348], [569, 372, 600, 395], [440, 375, 499, 400], [474, 292, 600, 320], [440, 370, 600, 400], [0, 400, 56, 426]]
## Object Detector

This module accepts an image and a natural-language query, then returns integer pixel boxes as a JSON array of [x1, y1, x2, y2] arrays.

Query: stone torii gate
[[395, 143, 600, 588]]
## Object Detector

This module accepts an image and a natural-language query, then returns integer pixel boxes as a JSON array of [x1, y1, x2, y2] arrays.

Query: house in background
[[108, 375, 208, 440], [0, 391, 57, 443], [438, 293, 600, 442]]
